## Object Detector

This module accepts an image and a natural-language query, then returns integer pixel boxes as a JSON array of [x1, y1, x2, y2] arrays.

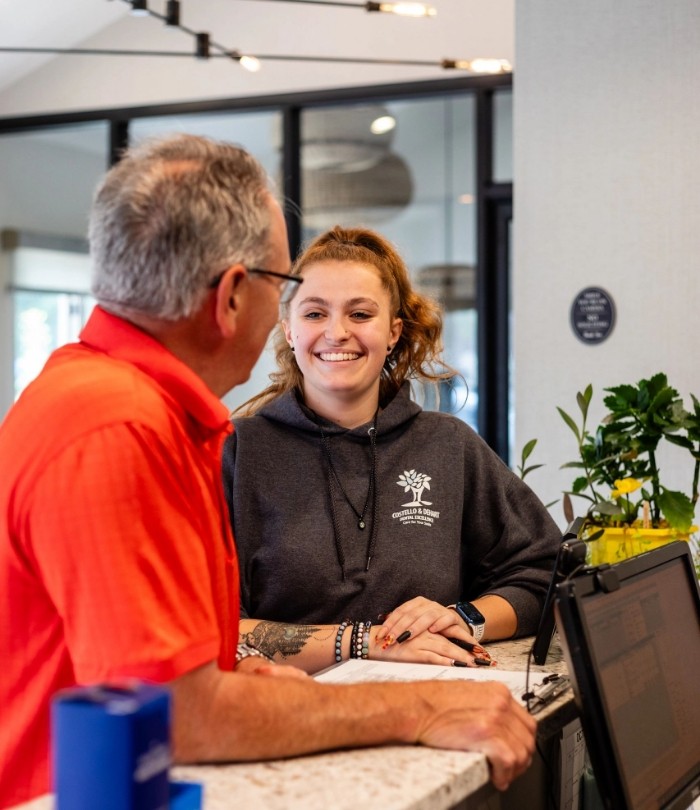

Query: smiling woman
[[282, 260, 403, 428], [221, 225, 560, 676]]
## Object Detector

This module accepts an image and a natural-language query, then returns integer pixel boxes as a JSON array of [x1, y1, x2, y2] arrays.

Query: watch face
[[455, 602, 485, 626]]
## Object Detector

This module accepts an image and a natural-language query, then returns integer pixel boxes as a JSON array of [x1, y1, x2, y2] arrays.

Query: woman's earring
[[387, 345, 392, 353], [290, 345, 295, 352]]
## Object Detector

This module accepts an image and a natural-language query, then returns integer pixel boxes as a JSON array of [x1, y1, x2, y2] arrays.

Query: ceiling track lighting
[[239, 0, 436, 16], [365, 2, 436, 17], [195, 32, 209, 59], [129, 0, 149, 16], [441, 57, 512, 74], [165, 0, 180, 27], [0, 0, 512, 76]]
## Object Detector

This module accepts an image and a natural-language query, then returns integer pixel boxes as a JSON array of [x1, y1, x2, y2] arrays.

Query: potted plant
[[556, 373, 699, 565]]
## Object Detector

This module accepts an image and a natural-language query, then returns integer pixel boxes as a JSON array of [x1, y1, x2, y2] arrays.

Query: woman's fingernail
[[452, 660, 469, 668], [396, 630, 411, 644], [474, 657, 492, 666], [382, 635, 396, 649]]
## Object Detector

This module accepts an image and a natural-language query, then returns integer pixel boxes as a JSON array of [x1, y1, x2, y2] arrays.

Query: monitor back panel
[[555, 541, 700, 810]]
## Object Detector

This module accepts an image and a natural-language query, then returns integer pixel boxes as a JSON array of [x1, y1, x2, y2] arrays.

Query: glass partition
[[493, 89, 513, 183], [0, 78, 512, 442], [0, 122, 107, 418], [301, 96, 479, 428]]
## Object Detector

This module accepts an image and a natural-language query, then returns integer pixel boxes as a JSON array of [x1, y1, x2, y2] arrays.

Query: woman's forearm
[[239, 618, 347, 674], [471, 594, 518, 641]]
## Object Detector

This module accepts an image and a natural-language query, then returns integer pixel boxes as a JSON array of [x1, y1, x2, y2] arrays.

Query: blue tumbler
[[52, 681, 172, 810]]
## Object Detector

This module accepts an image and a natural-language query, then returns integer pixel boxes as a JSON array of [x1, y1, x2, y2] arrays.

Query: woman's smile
[[316, 351, 362, 362], [283, 259, 402, 425]]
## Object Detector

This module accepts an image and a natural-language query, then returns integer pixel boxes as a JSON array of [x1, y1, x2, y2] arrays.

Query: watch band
[[450, 602, 486, 641]]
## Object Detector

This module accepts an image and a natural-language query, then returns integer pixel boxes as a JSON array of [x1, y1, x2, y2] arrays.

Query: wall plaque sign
[[570, 287, 616, 344]]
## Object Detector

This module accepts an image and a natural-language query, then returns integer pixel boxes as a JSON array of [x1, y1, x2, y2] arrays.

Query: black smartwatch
[[453, 601, 486, 641]]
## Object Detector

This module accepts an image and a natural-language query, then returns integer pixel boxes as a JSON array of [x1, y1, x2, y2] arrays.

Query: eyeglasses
[[208, 267, 303, 305]]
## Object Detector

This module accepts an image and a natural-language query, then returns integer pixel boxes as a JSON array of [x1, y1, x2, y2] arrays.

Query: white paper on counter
[[315, 658, 553, 701]]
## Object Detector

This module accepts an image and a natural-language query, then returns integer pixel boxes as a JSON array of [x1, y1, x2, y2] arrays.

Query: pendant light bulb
[[441, 58, 512, 74], [239, 54, 261, 72], [469, 58, 512, 74], [367, 2, 436, 17]]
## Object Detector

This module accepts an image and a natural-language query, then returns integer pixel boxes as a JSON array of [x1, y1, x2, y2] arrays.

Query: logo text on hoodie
[[392, 469, 440, 526]]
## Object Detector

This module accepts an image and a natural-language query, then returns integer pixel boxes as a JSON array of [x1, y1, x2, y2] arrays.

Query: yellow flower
[[610, 478, 643, 498]]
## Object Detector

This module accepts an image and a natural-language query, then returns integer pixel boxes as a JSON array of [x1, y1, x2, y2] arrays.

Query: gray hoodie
[[223, 384, 560, 636]]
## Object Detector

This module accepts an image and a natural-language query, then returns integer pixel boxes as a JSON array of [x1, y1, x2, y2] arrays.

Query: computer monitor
[[555, 541, 700, 810]]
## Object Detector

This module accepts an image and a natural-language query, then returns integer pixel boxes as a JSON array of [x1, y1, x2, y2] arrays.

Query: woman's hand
[[374, 596, 494, 666], [371, 598, 494, 666], [372, 624, 494, 666], [376, 596, 468, 643]]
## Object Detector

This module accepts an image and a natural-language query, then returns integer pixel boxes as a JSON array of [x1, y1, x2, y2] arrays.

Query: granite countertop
[[12, 636, 578, 810]]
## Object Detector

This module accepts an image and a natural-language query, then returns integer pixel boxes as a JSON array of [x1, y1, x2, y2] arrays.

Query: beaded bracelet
[[349, 621, 372, 659], [353, 622, 365, 659], [350, 620, 361, 659], [361, 621, 372, 660], [335, 619, 352, 663]]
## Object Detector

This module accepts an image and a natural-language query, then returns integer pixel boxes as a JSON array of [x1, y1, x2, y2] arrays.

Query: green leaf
[[520, 439, 538, 463], [603, 384, 637, 412], [572, 476, 590, 494], [557, 407, 580, 442], [590, 501, 624, 516], [665, 433, 694, 451], [576, 388, 590, 420], [563, 493, 574, 523], [560, 461, 586, 470], [521, 464, 544, 478], [657, 488, 695, 533]]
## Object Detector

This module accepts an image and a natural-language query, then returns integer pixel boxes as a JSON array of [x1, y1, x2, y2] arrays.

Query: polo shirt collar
[[79, 306, 231, 436]]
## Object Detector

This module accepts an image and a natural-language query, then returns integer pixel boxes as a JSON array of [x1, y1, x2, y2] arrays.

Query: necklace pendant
[[358, 519, 366, 530]]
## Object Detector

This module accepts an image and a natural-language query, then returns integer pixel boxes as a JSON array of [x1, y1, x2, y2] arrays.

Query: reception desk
[[14, 637, 580, 810]]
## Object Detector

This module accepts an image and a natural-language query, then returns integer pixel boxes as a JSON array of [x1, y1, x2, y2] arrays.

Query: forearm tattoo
[[244, 621, 321, 660]]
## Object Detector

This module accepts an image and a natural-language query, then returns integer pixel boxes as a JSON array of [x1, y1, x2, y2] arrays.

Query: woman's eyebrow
[[346, 297, 380, 308], [296, 296, 379, 308]]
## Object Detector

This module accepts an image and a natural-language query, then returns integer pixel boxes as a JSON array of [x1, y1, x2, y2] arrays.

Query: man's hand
[[170, 661, 535, 792], [235, 656, 309, 679], [413, 680, 536, 791]]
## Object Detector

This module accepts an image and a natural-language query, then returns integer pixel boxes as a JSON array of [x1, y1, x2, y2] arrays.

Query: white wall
[[514, 0, 700, 526]]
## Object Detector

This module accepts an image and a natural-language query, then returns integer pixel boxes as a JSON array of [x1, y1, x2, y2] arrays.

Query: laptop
[[554, 540, 700, 810]]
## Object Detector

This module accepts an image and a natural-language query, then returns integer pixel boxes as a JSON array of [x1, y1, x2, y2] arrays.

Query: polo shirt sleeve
[[26, 422, 222, 684]]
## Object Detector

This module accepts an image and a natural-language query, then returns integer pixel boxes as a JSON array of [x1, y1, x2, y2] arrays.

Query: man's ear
[[214, 265, 248, 338]]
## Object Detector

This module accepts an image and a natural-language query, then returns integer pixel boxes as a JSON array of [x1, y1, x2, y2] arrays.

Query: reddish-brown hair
[[236, 225, 456, 415]]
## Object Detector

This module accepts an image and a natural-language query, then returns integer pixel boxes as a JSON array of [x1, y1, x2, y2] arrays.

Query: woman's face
[[283, 260, 402, 416]]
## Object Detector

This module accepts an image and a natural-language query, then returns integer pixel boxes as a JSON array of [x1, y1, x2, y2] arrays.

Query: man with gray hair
[[0, 134, 535, 809]]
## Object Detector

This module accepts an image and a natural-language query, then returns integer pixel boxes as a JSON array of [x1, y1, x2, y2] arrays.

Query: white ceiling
[[0, 0, 514, 118]]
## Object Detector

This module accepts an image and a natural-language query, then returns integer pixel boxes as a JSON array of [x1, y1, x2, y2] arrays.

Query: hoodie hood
[[257, 381, 422, 440]]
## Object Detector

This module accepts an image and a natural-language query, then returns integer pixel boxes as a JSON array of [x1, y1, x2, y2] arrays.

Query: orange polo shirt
[[0, 306, 239, 808]]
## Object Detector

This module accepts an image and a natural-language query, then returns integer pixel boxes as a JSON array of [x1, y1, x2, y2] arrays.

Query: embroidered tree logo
[[397, 469, 432, 506]]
